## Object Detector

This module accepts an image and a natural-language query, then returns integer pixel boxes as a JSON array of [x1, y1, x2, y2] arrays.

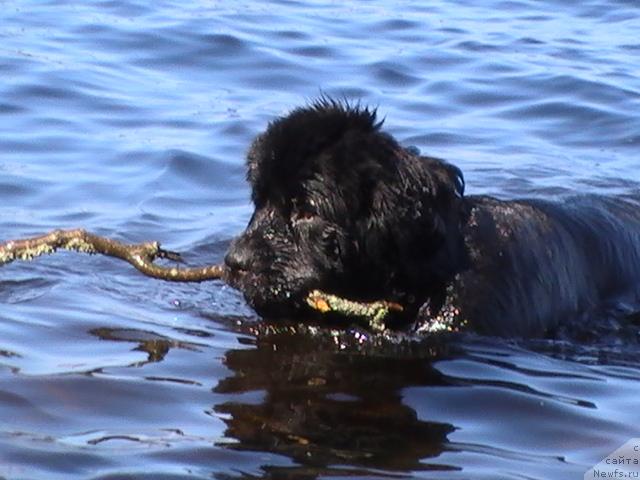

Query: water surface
[[1, 1, 639, 478]]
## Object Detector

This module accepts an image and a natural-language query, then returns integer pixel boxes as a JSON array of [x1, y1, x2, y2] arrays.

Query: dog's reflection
[[213, 325, 458, 475]]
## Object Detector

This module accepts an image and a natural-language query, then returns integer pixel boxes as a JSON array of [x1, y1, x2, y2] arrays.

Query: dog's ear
[[357, 154, 466, 282]]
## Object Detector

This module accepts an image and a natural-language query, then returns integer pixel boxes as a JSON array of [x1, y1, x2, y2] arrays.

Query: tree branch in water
[[306, 289, 403, 331], [0, 229, 224, 282]]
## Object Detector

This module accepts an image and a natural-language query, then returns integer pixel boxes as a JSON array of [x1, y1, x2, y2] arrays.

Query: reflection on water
[[91, 327, 204, 367], [215, 327, 455, 476]]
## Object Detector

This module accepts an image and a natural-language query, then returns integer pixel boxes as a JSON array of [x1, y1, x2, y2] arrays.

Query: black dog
[[225, 99, 640, 337]]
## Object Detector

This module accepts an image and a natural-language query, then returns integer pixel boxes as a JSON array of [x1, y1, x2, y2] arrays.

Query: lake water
[[1, 1, 639, 479]]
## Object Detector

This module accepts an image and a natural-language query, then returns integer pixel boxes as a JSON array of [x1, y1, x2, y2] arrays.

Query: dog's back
[[453, 194, 640, 336]]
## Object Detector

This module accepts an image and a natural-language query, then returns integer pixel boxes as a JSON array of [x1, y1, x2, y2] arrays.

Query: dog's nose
[[224, 238, 255, 272]]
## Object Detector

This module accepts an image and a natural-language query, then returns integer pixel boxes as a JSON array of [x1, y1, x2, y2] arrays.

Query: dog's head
[[225, 99, 466, 321]]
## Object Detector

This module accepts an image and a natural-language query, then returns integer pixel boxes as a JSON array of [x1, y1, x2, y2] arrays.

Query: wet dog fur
[[225, 99, 640, 336]]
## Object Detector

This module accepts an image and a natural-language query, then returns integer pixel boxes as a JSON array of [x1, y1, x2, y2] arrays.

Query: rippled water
[[1, 1, 639, 479]]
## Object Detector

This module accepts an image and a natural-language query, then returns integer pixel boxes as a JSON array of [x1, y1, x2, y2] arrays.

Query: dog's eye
[[291, 199, 317, 224], [291, 208, 316, 223]]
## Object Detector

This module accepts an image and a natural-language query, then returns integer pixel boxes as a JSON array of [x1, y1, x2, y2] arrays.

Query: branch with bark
[[306, 289, 403, 332], [0, 229, 224, 282]]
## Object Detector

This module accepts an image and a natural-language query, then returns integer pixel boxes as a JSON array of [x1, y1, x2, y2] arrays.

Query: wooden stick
[[306, 289, 403, 331], [0, 229, 224, 282]]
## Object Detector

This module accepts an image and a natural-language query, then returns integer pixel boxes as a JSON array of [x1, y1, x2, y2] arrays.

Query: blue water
[[1, 1, 640, 479]]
